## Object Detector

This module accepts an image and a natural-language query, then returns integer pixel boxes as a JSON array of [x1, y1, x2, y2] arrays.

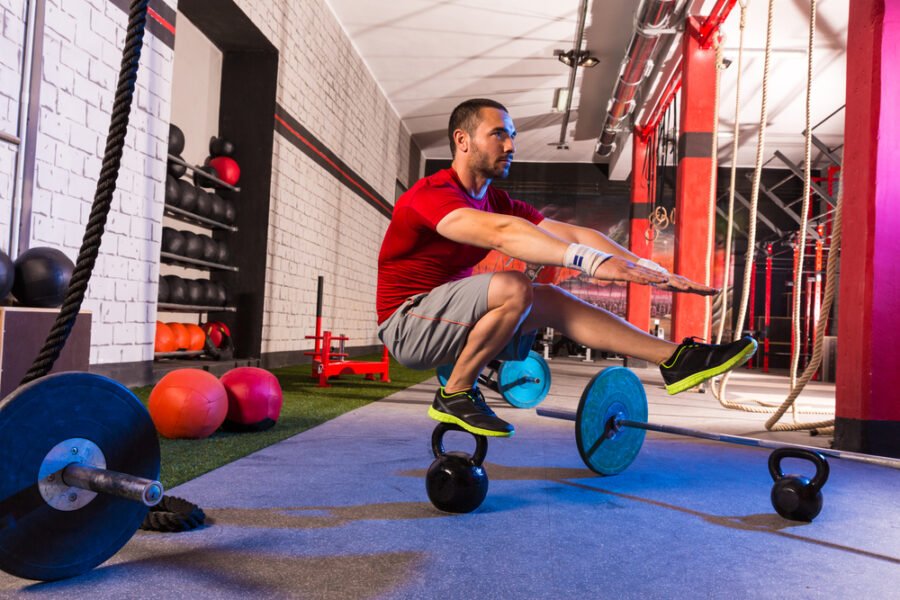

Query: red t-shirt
[[376, 168, 544, 323]]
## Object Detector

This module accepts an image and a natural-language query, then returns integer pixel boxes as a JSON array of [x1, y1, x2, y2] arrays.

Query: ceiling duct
[[595, 0, 679, 157]]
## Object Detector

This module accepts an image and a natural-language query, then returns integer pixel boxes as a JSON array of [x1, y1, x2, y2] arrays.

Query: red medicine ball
[[220, 367, 283, 432], [208, 156, 240, 186]]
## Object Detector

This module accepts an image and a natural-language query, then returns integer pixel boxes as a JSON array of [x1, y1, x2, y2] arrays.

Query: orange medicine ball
[[154, 321, 176, 353], [167, 322, 190, 351], [148, 368, 227, 439], [185, 323, 206, 351]]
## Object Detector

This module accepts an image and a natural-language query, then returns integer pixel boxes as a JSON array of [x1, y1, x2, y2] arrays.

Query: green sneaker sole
[[427, 406, 515, 437], [664, 340, 758, 395]]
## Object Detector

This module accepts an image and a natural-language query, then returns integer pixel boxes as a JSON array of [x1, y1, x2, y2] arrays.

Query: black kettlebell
[[426, 423, 489, 513], [768, 448, 829, 522]]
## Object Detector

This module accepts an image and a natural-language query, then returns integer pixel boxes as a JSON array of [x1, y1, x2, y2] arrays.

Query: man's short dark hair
[[448, 98, 509, 156]]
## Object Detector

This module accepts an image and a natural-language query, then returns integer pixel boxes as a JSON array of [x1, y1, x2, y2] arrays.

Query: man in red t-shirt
[[376, 99, 756, 438]]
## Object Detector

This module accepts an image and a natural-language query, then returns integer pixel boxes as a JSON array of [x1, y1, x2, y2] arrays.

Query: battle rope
[[20, 0, 148, 384], [140, 495, 207, 532], [17, 0, 206, 523]]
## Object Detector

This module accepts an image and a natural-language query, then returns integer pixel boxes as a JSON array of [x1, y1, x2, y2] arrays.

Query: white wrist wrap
[[564, 244, 612, 277], [637, 257, 670, 276]]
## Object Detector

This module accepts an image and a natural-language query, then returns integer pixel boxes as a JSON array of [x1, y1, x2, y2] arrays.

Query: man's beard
[[471, 146, 512, 179]]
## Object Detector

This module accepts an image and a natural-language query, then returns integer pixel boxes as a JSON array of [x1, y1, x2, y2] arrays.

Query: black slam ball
[[209, 136, 235, 157], [165, 175, 181, 207], [12, 247, 75, 308], [168, 123, 185, 155]]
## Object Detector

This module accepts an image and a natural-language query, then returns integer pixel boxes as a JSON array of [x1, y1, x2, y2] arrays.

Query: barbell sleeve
[[62, 464, 164, 506]]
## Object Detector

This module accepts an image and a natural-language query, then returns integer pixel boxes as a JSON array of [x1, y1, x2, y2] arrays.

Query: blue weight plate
[[497, 351, 551, 408], [575, 367, 647, 475], [0, 372, 160, 581]]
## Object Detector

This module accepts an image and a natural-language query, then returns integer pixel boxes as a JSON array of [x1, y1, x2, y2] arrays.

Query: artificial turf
[[130, 356, 434, 489]]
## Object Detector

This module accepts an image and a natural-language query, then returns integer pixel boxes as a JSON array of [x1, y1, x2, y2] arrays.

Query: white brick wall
[[236, 0, 419, 355], [3, 0, 417, 371], [0, 0, 27, 252], [31, 0, 176, 365]]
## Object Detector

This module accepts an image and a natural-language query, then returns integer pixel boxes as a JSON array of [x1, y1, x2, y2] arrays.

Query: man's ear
[[453, 129, 468, 154]]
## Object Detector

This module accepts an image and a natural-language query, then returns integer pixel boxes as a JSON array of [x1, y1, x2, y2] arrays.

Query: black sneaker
[[660, 335, 758, 395], [428, 387, 515, 437]]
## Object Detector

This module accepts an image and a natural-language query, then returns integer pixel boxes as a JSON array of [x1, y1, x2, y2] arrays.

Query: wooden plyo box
[[0, 307, 92, 400]]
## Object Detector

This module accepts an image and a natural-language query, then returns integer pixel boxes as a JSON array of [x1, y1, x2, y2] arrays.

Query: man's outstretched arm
[[435, 208, 666, 287], [537, 217, 718, 296]]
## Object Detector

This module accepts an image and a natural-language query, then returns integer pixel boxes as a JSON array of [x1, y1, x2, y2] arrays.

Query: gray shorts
[[377, 273, 537, 370]]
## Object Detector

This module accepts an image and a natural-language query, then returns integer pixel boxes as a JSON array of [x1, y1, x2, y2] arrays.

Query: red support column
[[672, 16, 716, 342], [836, 0, 900, 456], [627, 128, 653, 334]]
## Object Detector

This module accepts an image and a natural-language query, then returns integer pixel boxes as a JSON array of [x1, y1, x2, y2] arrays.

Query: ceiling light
[[554, 48, 600, 68]]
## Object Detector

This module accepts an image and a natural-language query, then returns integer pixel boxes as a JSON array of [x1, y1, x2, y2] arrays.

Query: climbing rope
[[704, 32, 724, 342], [714, 0, 748, 346], [711, 0, 777, 414], [712, 0, 838, 427], [789, 0, 817, 394]]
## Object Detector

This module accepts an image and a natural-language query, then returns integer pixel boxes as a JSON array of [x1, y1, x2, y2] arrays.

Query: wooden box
[[0, 307, 92, 399]]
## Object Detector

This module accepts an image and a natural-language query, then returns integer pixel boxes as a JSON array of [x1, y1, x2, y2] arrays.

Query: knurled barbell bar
[[537, 367, 900, 521], [0, 372, 164, 581]]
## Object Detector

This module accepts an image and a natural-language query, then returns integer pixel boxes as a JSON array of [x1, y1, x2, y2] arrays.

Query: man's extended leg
[[520, 284, 756, 394]]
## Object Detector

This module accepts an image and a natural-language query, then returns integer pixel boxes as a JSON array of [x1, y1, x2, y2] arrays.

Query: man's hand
[[592, 257, 669, 286], [592, 258, 719, 296], [653, 273, 719, 296]]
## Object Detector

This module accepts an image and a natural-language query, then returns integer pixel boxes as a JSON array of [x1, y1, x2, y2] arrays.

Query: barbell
[[0, 372, 163, 581], [537, 367, 900, 521]]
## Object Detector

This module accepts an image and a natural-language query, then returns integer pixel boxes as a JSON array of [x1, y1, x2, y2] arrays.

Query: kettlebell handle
[[768, 448, 830, 491], [431, 423, 488, 466]]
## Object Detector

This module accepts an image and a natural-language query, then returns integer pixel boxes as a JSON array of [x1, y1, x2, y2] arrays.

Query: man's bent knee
[[488, 271, 533, 312]]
